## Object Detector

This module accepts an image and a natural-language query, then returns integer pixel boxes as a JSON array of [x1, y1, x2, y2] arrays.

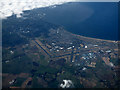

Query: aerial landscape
[[1, 1, 120, 89]]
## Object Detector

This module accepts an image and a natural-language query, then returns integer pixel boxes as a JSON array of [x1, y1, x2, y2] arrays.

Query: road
[[34, 40, 52, 57]]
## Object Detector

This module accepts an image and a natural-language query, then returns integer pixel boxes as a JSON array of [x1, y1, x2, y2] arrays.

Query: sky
[[0, 0, 119, 19]]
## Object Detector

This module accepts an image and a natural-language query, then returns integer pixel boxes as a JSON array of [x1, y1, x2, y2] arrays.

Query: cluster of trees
[[2, 15, 59, 47]]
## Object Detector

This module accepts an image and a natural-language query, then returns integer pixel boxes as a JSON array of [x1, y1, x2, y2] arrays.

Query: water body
[[24, 2, 118, 40]]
